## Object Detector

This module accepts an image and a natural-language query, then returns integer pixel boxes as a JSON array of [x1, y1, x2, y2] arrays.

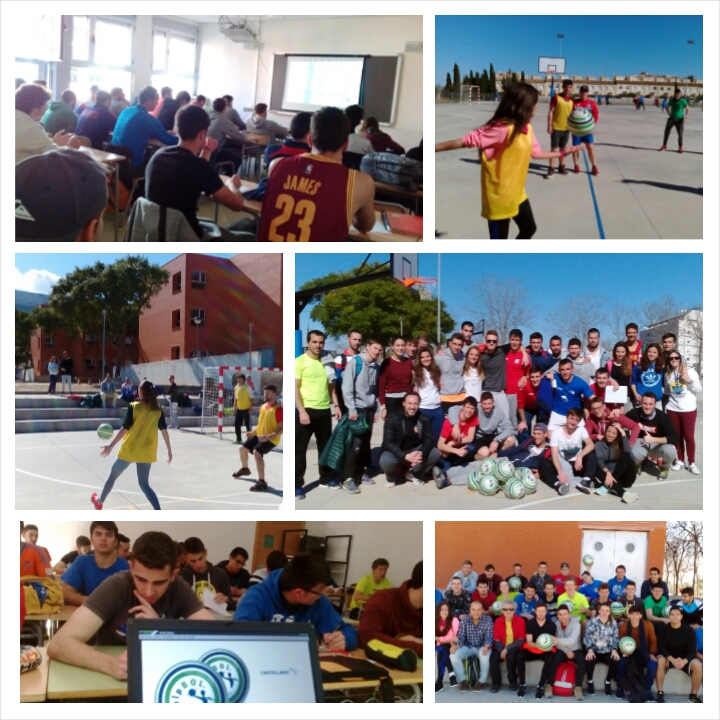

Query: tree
[[42, 256, 169, 376], [453, 63, 461, 95], [444, 72, 452, 95], [520, 70, 525, 83], [300, 262, 455, 347], [480, 69, 490, 94], [489, 63, 496, 94], [674, 521, 703, 593], [664, 523, 691, 595], [15, 309, 36, 370], [465, 278, 535, 344], [511, 72, 518, 85], [553, 295, 607, 343], [641, 293, 681, 327], [607, 301, 634, 346]]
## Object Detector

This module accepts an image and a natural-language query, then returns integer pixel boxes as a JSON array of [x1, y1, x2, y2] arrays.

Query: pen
[[381, 210, 390, 231]]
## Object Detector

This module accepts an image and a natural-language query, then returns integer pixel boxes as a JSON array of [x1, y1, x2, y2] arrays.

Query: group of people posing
[[436, 559, 703, 702], [294, 322, 701, 501]]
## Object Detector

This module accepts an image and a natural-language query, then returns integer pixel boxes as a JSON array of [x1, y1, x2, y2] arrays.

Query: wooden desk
[[320, 649, 423, 690], [236, 182, 421, 241], [24, 605, 77, 646], [374, 181, 423, 215], [46, 646, 127, 700], [20, 648, 49, 703], [79, 146, 126, 242]]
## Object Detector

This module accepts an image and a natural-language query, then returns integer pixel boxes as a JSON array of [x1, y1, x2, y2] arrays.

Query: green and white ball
[[504, 478, 526, 500], [508, 576, 522, 591], [562, 601, 575, 613], [494, 458, 516, 483], [478, 457, 497, 476], [582, 554, 594, 567], [536, 633, 553, 651], [97, 423, 114, 440], [567, 107, 595, 136], [662, 604, 672, 618], [514, 467, 537, 494], [610, 602, 625, 617], [467, 471, 483, 493], [619, 636, 637, 656], [478, 473, 499, 496], [491, 601, 503, 616]]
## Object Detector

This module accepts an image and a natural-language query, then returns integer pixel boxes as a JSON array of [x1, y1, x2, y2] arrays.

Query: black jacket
[[381, 411, 434, 461]]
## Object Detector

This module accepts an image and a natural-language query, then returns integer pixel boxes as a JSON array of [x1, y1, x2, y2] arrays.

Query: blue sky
[[436, 15, 703, 85], [296, 253, 702, 347], [15, 253, 235, 294]]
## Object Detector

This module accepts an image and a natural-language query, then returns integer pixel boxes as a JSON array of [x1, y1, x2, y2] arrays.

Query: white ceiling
[[170, 15, 330, 24]]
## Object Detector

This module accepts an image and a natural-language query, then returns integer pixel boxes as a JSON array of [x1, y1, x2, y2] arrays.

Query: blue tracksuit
[[607, 576, 632, 601]]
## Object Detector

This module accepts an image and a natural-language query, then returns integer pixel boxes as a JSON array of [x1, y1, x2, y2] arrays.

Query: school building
[[640, 309, 703, 374], [436, 521, 666, 590], [29, 253, 282, 380]]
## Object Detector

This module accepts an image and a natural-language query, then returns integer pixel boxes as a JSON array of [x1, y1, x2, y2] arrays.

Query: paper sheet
[[202, 587, 231, 616]]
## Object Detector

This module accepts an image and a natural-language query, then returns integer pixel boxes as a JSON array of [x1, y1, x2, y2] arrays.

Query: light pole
[[102, 309, 107, 377], [436, 254, 441, 345], [249, 323, 253, 362], [687, 39, 695, 95], [557, 33, 564, 57], [193, 316, 202, 358], [399, 316, 403, 335]]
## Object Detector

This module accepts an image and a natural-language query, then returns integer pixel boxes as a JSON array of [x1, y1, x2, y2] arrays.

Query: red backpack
[[553, 660, 575, 696]]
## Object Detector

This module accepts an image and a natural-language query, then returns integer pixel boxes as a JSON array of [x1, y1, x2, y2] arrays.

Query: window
[[171, 346, 180, 360], [172, 272, 182, 293], [85, 334, 95, 344], [85, 357, 96, 369], [151, 28, 197, 96], [44, 336, 56, 347], [70, 16, 134, 101], [172, 309, 181, 329], [190, 308, 205, 327], [191, 271, 206, 289]]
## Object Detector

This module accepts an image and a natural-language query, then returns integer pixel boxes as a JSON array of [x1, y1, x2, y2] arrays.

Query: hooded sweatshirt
[[436, 349, 466, 396], [179, 561, 235, 611], [41, 101, 78, 135], [342, 353, 379, 414], [551, 357, 595, 384], [246, 114, 288, 139], [358, 580, 423, 657], [233, 568, 357, 650], [208, 109, 247, 147]]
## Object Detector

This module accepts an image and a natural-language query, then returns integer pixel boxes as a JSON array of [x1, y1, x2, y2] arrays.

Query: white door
[[581, 530, 648, 586]]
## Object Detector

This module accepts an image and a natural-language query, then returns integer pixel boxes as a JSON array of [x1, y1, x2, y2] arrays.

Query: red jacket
[[585, 412, 640, 445], [358, 580, 423, 657], [493, 614, 526, 648]]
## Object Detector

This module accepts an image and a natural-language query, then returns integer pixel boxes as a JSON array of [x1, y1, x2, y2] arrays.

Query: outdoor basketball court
[[436, 100, 703, 239], [15, 429, 283, 511], [298, 400, 702, 511]]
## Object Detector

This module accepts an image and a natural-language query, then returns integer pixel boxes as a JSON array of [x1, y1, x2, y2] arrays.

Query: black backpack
[[619, 654, 648, 703], [360, 152, 422, 190], [466, 655, 481, 686], [320, 655, 394, 702]]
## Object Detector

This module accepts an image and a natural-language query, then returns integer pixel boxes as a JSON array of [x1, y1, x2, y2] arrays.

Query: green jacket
[[319, 414, 369, 470], [41, 101, 78, 135]]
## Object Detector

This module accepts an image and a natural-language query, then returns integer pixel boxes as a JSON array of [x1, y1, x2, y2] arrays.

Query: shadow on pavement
[[596, 142, 703, 156], [622, 179, 702, 195]]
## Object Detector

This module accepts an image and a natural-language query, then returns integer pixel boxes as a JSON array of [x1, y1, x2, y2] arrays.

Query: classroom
[[20, 519, 423, 704], [14, 14, 423, 243]]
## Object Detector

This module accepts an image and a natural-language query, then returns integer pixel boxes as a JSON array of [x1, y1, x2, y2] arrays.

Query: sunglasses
[[486, 340, 498, 344], [669, 356, 681, 361]]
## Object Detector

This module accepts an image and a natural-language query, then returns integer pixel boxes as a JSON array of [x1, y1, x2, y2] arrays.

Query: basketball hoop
[[402, 277, 436, 288]]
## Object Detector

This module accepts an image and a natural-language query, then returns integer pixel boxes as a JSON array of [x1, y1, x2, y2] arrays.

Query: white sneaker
[[671, 460, 684, 471], [622, 492, 639, 503], [686, 463, 700, 475]]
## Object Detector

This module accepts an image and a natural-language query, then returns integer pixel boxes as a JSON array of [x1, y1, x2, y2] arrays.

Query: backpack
[[21, 576, 64, 615], [320, 654, 394, 702], [360, 152, 422, 190], [552, 660, 575, 696], [177, 392, 192, 408], [619, 654, 648, 703], [465, 655, 481, 686]]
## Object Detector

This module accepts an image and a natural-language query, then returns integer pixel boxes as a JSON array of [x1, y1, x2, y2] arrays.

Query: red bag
[[553, 660, 575, 696]]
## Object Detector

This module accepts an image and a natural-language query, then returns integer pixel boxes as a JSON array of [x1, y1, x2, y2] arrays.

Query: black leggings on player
[[663, 117, 685, 148], [593, 452, 637, 497], [488, 199, 537, 240]]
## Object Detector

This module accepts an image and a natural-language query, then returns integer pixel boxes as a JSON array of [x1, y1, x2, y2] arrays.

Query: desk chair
[[243, 132, 273, 180], [342, 151, 364, 170], [102, 142, 150, 225]]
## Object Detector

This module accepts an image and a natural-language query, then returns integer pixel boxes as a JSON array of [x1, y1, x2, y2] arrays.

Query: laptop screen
[[127, 620, 324, 703]]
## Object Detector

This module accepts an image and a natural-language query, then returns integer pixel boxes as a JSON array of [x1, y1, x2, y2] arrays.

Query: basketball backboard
[[539, 56, 566, 74], [391, 253, 418, 285]]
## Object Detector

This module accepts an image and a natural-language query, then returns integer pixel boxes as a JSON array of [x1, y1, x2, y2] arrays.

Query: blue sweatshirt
[[111, 104, 178, 166], [527, 348, 557, 374], [607, 576, 632, 601], [233, 569, 358, 650], [631, 362, 663, 401], [579, 579, 602, 602]]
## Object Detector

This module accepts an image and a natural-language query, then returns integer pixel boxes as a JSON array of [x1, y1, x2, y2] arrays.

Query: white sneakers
[[686, 462, 701, 475]]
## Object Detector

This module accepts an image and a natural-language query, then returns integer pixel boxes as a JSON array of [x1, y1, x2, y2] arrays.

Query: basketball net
[[403, 277, 437, 300]]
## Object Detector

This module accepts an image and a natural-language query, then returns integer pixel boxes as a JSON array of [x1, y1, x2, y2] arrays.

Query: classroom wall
[[435, 521, 667, 590], [305, 521, 422, 588], [29, 521, 256, 570], [197, 16, 423, 150]]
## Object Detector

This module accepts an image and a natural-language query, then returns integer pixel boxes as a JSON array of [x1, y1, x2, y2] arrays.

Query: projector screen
[[281, 55, 364, 112]]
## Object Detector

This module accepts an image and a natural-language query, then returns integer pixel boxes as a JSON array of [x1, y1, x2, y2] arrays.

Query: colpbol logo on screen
[[199, 650, 250, 703], [155, 661, 228, 703]]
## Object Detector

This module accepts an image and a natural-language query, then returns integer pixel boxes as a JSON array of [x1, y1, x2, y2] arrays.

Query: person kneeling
[[379, 392, 441, 488]]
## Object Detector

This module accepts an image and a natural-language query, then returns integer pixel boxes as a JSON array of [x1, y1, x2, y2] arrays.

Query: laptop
[[127, 619, 325, 703]]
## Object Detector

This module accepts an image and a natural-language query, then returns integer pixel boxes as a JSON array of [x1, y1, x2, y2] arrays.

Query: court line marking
[[505, 476, 702, 510], [582, 149, 606, 239], [15, 469, 279, 507]]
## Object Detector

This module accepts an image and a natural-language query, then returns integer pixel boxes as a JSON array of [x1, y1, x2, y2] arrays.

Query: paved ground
[[296, 401, 702, 510], [15, 428, 283, 511], [435, 682, 693, 703], [435, 101, 703, 239]]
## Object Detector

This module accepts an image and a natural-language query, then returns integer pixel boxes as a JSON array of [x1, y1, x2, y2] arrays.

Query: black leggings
[[384, 397, 406, 418], [488, 199, 537, 240], [593, 452, 637, 497]]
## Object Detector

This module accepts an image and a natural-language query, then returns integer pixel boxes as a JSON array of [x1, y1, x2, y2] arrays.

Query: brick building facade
[[436, 521, 666, 590]]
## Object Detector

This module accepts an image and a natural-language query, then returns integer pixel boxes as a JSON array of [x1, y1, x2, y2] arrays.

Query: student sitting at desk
[[62, 521, 129, 606], [216, 547, 251, 600], [145, 104, 244, 240], [15, 149, 108, 242], [258, 106, 375, 242], [21, 524, 52, 568], [246, 102, 288, 140], [53, 535, 92, 575], [358, 560, 423, 659], [360, 116, 406, 155], [47, 531, 215, 681], [234, 553, 358, 651], [75, 90, 117, 150], [350, 558, 392, 615], [178, 537, 234, 611]]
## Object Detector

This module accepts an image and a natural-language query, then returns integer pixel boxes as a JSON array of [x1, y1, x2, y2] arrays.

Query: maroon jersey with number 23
[[258, 154, 357, 242]]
